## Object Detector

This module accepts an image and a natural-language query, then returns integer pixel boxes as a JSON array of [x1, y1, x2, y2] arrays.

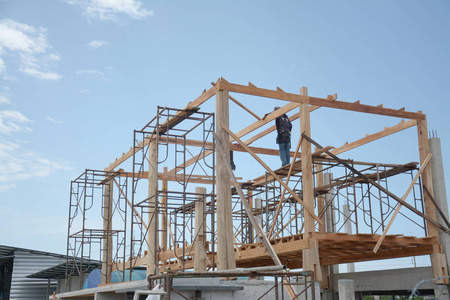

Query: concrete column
[[147, 139, 158, 277], [194, 187, 207, 272], [254, 197, 263, 243], [216, 90, 236, 271], [338, 279, 355, 300], [417, 120, 448, 284], [101, 180, 113, 284], [343, 205, 355, 273], [429, 137, 450, 272]]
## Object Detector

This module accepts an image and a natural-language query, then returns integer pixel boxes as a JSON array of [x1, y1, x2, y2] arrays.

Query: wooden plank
[[218, 80, 425, 120], [185, 81, 219, 109], [232, 102, 299, 141], [221, 124, 323, 225], [331, 119, 417, 156], [105, 83, 218, 172], [373, 153, 432, 253], [229, 95, 261, 121]]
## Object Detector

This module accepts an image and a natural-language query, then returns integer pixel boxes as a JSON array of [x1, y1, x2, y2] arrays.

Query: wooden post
[[216, 90, 236, 271], [147, 139, 158, 277], [194, 186, 207, 272], [300, 87, 314, 236], [417, 119, 449, 284], [300, 86, 322, 282], [101, 179, 113, 284]]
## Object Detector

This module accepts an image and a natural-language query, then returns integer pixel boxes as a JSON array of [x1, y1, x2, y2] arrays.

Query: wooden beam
[[105, 83, 218, 172], [331, 119, 417, 156], [185, 81, 219, 109], [215, 90, 236, 271], [232, 102, 299, 141], [373, 153, 432, 253], [229, 95, 261, 121], [220, 124, 323, 226], [218, 80, 425, 120]]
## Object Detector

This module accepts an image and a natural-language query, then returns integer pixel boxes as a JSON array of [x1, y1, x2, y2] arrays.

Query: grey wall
[[10, 250, 65, 300]]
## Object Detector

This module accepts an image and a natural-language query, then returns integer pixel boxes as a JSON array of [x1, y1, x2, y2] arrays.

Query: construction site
[[55, 78, 450, 299]]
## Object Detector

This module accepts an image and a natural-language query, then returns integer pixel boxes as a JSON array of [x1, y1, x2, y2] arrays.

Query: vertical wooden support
[[216, 90, 236, 271], [194, 186, 207, 272], [300, 87, 314, 236], [147, 139, 158, 277], [300, 87, 322, 282], [101, 179, 113, 284], [417, 119, 449, 284], [161, 167, 168, 252]]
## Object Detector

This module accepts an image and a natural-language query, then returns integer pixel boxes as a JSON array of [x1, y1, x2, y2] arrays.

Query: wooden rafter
[[217, 78, 425, 120], [331, 119, 418, 156], [229, 95, 261, 121]]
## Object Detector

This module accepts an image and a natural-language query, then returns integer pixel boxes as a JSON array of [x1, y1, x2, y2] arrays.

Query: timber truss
[[66, 78, 450, 291]]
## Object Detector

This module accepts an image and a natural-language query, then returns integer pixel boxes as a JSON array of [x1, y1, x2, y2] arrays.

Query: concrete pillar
[[194, 187, 207, 272], [417, 120, 448, 284], [343, 205, 355, 273], [338, 279, 355, 300], [254, 198, 263, 243], [216, 90, 236, 271], [147, 140, 158, 277], [429, 137, 450, 272], [101, 180, 113, 284]]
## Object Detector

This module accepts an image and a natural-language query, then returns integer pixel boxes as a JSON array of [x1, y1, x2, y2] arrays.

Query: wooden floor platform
[[159, 232, 437, 271]]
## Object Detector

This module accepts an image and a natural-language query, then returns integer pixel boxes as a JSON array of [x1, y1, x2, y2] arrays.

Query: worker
[[274, 106, 292, 166]]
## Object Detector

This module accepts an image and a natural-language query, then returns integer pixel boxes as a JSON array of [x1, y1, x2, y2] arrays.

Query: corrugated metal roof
[[0, 245, 67, 260], [27, 259, 101, 279], [10, 250, 66, 300]]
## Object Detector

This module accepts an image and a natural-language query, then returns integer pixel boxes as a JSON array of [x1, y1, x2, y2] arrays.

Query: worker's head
[[274, 106, 281, 111]]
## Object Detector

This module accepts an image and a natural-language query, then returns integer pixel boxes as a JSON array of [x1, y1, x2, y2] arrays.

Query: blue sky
[[0, 0, 449, 272]]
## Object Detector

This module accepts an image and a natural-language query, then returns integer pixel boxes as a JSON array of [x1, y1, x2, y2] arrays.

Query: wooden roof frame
[[99, 78, 448, 285]]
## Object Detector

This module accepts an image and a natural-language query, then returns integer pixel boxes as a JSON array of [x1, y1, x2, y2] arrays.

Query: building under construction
[[60, 78, 450, 299]]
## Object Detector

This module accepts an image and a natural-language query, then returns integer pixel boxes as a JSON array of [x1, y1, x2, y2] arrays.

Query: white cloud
[[0, 95, 10, 104], [0, 110, 32, 135], [0, 57, 6, 74], [0, 19, 61, 80], [79, 89, 91, 93], [76, 69, 104, 75], [0, 183, 16, 192], [87, 40, 109, 49], [66, 0, 153, 21], [0, 141, 70, 190], [46, 116, 62, 124], [21, 68, 62, 80]]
